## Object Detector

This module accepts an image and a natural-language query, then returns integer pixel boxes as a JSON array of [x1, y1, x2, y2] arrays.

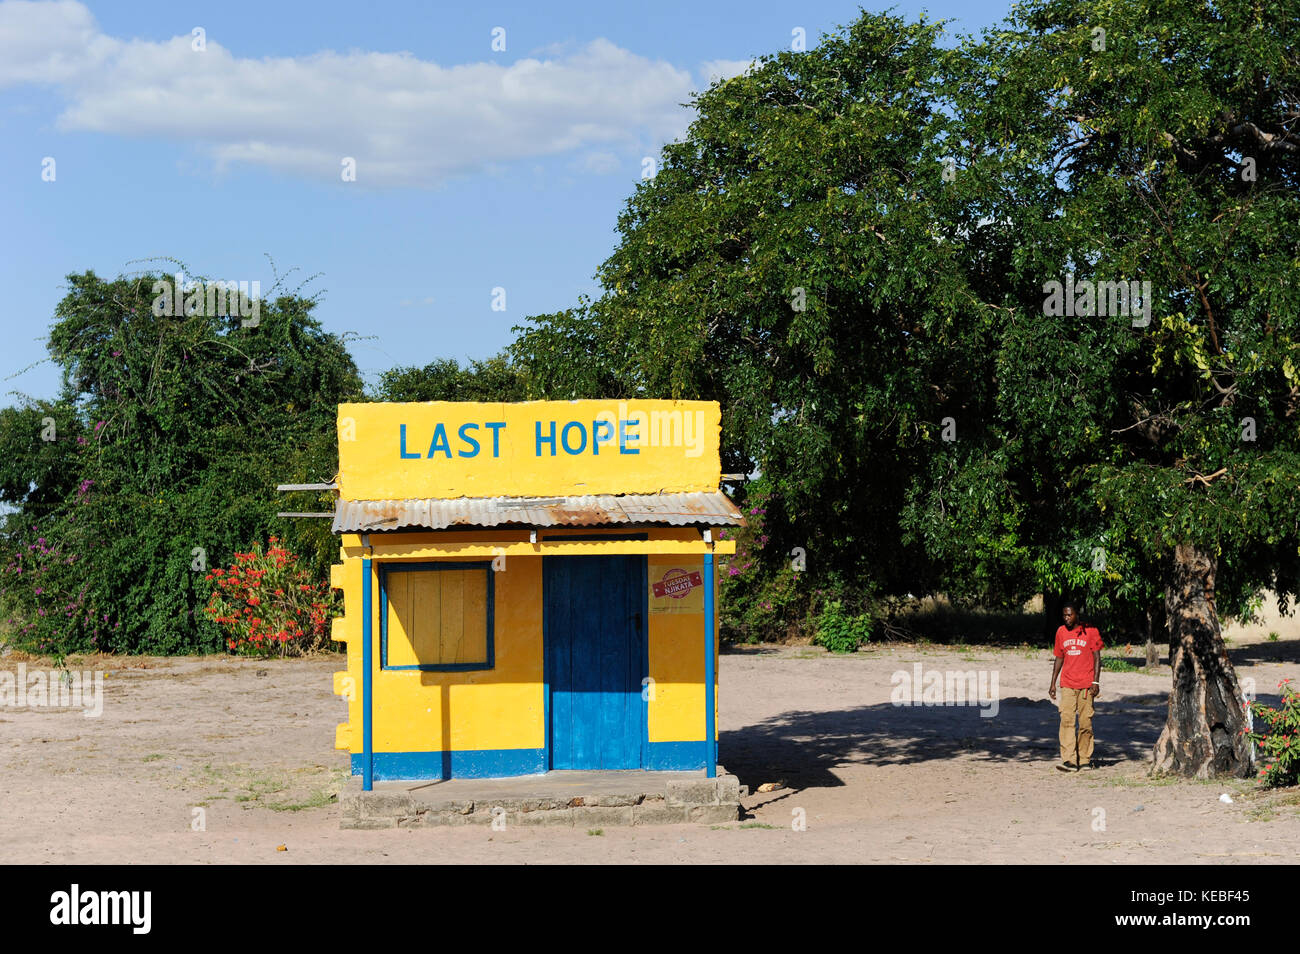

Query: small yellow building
[[329, 400, 741, 788]]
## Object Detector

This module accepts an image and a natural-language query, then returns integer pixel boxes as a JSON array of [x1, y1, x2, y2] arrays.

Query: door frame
[[542, 553, 649, 771]]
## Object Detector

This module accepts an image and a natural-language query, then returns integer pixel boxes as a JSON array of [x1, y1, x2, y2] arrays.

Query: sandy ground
[[1, 606, 1297, 864]]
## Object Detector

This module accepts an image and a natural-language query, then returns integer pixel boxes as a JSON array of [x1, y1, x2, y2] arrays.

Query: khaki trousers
[[1058, 687, 1095, 765]]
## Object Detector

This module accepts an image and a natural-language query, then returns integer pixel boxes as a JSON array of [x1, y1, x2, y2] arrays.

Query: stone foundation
[[340, 772, 741, 829]]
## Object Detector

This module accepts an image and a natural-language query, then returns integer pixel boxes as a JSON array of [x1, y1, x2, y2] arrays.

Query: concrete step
[[340, 771, 741, 829]]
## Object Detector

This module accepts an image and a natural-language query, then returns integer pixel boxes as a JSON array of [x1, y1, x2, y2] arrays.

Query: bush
[[717, 498, 816, 643], [721, 561, 814, 644], [0, 269, 362, 655], [813, 600, 875, 653], [1101, 655, 1139, 673], [0, 480, 118, 655], [1249, 679, 1300, 788], [203, 538, 338, 657]]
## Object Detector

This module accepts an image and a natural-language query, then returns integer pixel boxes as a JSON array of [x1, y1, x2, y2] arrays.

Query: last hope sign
[[399, 417, 632, 460], [336, 400, 722, 500]]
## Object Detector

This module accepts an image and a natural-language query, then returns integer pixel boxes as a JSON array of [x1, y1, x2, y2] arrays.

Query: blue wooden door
[[545, 555, 646, 770]]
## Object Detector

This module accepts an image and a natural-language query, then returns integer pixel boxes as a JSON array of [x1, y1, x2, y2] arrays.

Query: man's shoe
[[1055, 762, 1077, 772]]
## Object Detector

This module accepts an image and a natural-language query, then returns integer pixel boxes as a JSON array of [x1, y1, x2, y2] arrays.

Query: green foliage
[[376, 354, 525, 402], [933, 0, 1300, 617], [720, 559, 814, 644], [514, 1, 1300, 639], [0, 264, 363, 654], [1250, 680, 1300, 788], [512, 14, 966, 607], [0, 500, 114, 652], [812, 600, 875, 653], [510, 301, 627, 400], [717, 490, 817, 642], [901, 449, 1036, 609], [7, 0, 1300, 669]]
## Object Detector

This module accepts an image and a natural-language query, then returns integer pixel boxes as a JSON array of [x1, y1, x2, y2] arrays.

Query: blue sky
[[1, 0, 1010, 400]]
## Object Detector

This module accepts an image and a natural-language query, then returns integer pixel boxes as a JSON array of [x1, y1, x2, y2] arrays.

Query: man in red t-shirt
[[1048, 604, 1103, 771]]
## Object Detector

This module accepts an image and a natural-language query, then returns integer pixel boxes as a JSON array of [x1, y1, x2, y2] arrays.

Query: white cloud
[[0, 0, 119, 86], [0, 1, 699, 186]]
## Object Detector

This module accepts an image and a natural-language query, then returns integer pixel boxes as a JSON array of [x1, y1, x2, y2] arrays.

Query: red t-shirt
[[1054, 624, 1103, 689]]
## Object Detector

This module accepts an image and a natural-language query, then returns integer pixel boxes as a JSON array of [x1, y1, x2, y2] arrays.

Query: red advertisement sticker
[[652, 568, 704, 599]]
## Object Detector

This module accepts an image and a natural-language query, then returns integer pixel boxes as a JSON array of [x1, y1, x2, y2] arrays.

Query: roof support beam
[[340, 539, 736, 560]]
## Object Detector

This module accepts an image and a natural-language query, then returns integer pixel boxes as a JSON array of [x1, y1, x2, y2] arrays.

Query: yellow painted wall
[[646, 542, 717, 744], [333, 531, 543, 755], [331, 528, 721, 757]]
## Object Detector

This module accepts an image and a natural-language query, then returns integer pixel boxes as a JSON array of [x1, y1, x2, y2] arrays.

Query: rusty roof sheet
[[332, 491, 746, 533]]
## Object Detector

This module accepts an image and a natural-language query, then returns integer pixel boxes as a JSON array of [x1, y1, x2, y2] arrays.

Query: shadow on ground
[[721, 689, 1283, 792], [1226, 640, 1300, 668]]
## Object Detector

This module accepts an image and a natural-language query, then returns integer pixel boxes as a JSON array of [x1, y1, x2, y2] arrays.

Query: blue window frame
[[378, 561, 495, 672]]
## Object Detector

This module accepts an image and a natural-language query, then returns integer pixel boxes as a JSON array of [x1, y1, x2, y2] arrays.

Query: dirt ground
[[2, 603, 1297, 864]]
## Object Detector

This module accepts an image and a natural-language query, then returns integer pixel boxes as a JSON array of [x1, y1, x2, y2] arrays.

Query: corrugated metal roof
[[332, 491, 745, 533]]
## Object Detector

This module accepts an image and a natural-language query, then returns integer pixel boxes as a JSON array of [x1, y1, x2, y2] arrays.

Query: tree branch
[[1183, 467, 1228, 488]]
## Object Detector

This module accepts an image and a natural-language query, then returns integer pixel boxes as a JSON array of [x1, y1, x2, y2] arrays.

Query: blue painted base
[[646, 740, 709, 770], [355, 748, 546, 780], [354, 741, 711, 780]]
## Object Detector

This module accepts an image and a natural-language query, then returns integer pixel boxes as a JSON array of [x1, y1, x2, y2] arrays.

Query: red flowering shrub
[[1249, 679, 1300, 788], [203, 538, 338, 657]]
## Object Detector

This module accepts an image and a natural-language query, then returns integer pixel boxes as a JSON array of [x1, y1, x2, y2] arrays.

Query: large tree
[[514, 14, 985, 603], [514, 2, 1299, 777], [0, 265, 363, 653], [927, 0, 1300, 777]]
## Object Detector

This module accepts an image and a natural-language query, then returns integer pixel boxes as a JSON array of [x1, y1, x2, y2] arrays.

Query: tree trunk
[[1152, 544, 1252, 778], [1143, 601, 1166, 668]]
